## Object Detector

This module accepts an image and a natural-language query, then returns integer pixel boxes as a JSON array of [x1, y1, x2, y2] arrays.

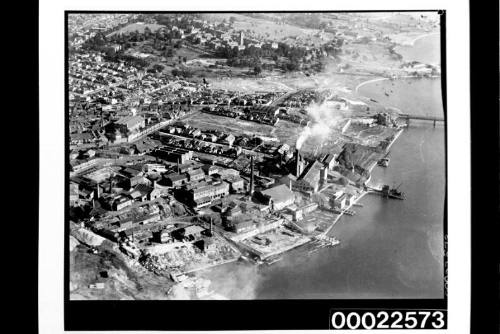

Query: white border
[[39, 1, 470, 333]]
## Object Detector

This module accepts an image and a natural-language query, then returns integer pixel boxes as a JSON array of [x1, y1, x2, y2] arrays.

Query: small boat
[[377, 157, 390, 167], [381, 183, 405, 200]]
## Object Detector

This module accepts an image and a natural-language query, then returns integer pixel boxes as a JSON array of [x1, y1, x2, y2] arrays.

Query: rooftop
[[259, 184, 295, 203], [115, 115, 144, 127]]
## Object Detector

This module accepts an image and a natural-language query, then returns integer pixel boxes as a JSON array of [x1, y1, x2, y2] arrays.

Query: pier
[[398, 113, 445, 127]]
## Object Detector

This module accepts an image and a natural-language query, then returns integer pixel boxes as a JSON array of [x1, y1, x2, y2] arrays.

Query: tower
[[239, 31, 244, 46], [249, 155, 255, 195], [295, 149, 302, 178]]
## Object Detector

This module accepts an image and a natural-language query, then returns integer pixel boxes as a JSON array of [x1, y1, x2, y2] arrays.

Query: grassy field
[[200, 13, 334, 47], [108, 23, 165, 36]]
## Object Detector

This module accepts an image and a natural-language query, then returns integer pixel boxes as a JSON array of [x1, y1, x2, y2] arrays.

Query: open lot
[[239, 225, 311, 259], [182, 111, 303, 148], [107, 23, 166, 36]]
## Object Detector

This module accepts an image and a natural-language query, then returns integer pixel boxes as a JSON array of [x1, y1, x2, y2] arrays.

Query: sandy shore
[[355, 74, 441, 94], [408, 32, 440, 46], [354, 77, 388, 93]]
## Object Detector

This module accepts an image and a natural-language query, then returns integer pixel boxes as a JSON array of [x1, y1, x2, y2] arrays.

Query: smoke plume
[[295, 102, 343, 150]]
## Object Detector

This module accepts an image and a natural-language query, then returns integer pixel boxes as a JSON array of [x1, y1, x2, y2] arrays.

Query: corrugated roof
[[260, 184, 294, 203]]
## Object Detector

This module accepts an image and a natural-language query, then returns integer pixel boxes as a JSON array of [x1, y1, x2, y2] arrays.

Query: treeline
[[215, 40, 337, 73], [284, 13, 335, 31]]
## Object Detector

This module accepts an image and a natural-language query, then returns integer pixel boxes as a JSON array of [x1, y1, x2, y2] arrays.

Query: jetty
[[398, 113, 445, 127]]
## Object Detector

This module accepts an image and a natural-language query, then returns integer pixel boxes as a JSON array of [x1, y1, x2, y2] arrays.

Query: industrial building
[[254, 184, 295, 211], [154, 146, 193, 164], [187, 181, 230, 208], [294, 160, 327, 193], [115, 115, 145, 133], [224, 176, 245, 193], [164, 173, 188, 187], [187, 168, 206, 182]]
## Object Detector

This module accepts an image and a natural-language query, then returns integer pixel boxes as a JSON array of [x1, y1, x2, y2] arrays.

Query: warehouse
[[254, 184, 295, 211]]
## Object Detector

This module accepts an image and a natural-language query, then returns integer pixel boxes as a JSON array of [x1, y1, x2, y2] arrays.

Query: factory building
[[115, 115, 145, 133], [322, 153, 338, 170], [294, 160, 327, 193], [330, 193, 348, 210], [154, 146, 193, 164], [254, 184, 295, 211], [164, 173, 188, 187], [187, 168, 205, 182], [188, 181, 230, 208], [201, 164, 219, 176], [224, 176, 245, 193]]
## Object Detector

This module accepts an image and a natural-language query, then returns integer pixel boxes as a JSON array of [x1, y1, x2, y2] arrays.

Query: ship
[[377, 157, 390, 167], [381, 183, 405, 200]]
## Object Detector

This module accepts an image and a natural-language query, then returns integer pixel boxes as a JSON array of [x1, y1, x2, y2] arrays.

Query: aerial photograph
[[67, 11, 445, 300]]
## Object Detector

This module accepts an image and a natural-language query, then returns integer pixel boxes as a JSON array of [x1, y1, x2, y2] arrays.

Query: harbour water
[[198, 34, 445, 300], [394, 33, 441, 65]]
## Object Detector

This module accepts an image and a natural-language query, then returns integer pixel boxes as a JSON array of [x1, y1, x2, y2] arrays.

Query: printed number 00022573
[[330, 310, 446, 330]]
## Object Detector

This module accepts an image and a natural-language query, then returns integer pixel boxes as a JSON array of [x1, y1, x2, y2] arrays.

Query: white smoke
[[295, 102, 343, 150]]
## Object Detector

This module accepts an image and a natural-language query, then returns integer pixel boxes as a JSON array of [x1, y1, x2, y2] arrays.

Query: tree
[[144, 26, 151, 38], [152, 64, 164, 73], [253, 65, 262, 75]]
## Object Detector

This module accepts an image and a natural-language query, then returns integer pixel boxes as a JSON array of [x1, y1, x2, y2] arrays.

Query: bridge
[[398, 113, 445, 127]]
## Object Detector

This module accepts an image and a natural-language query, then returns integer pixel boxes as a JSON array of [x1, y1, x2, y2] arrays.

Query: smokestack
[[289, 179, 292, 191], [295, 149, 301, 178], [210, 217, 213, 236], [249, 155, 255, 195], [177, 158, 180, 173], [96, 183, 101, 199]]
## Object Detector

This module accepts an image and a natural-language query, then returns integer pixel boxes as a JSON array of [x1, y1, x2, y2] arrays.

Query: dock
[[398, 113, 445, 127]]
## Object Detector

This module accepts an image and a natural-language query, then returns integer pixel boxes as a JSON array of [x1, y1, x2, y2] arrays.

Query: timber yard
[[67, 12, 442, 300]]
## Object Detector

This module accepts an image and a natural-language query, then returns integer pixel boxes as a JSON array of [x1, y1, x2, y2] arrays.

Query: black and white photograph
[[66, 11, 446, 301], [36, 0, 499, 332]]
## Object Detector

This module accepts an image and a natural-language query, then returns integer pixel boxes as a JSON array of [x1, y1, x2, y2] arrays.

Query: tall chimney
[[177, 158, 180, 173], [249, 155, 255, 195], [210, 217, 213, 236], [295, 149, 301, 178], [96, 183, 101, 199]]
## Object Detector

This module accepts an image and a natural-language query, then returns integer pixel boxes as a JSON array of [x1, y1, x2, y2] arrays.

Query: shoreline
[[408, 32, 440, 46], [355, 74, 441, 94]]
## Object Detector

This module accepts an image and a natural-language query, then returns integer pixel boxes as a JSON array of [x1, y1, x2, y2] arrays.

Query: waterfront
[[394, 33, 441, 65], [199, 75, 445, 299], [200, 31, 445, 299]]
